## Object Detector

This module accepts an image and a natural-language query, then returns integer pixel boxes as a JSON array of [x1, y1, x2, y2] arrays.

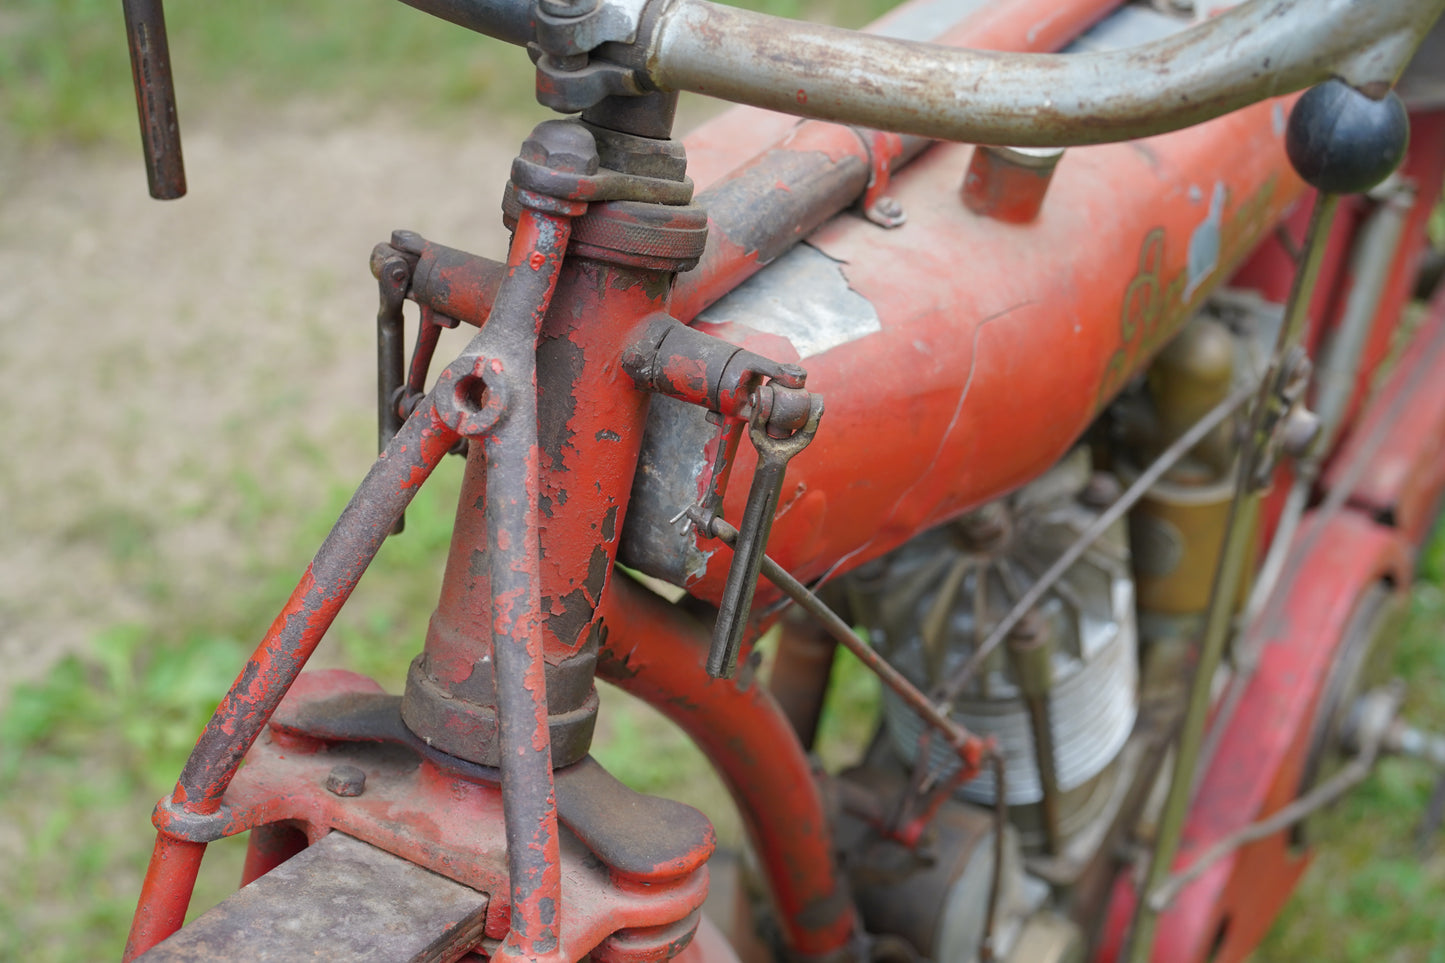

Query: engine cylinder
[[851, 451, 1137, 847]]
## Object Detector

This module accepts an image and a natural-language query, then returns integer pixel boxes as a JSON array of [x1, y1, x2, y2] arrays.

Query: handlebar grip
[[122, 0, 186, 199]]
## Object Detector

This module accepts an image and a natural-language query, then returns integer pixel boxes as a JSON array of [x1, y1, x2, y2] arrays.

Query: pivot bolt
[[956, 503, 1010, 551], [325, 764, 367, 797]]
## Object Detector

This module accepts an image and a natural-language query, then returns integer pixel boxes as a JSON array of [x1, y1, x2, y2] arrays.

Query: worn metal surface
[[122, 0, 185, 198], [597, 573, 860, 960], [435, 123, 594, 963], [696, 245, 883, 360], [1124, 187, 1344, 963], [182, 406, 457, 802], [375, 250, 410, 458], [138, 832, 490, 963], [122, 404, 459, 961], [250, 672, 709, 960], [622, 313, 807, 417], [266, 684, 717, 882], [124, 837, 208, 961], [393, 0, 536, 46], [405, 234, 507, 328], [648, 0, 1444, 146], [123, 0, 1445, 957], [666, 0, 1120, 321], [962, 145, 1065, 224], [670, 126, 882, 324], [394, 112, 716, 963], [628, 91, 1302, 598]]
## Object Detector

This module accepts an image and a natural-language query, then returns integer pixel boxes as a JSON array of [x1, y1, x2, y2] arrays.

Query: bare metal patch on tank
[[696, 243, 882, 359]]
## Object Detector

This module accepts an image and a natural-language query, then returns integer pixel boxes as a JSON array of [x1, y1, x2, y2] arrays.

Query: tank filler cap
[[961, 145, 1066, 224]]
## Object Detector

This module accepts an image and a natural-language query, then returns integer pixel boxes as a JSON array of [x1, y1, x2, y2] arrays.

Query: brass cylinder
[[1129, 475, 1258, 615], [1129, 314, 1257, 617], [1146, 315, 1236, 479]]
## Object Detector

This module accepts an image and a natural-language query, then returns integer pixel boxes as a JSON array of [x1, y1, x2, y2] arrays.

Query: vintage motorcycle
[[119, 0, 1445, 959]]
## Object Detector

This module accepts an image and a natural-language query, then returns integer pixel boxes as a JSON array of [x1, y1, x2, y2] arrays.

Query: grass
[[0, 455, 467, 957], [0, 0, 536, 147], [1259, 534, 1445, 961]]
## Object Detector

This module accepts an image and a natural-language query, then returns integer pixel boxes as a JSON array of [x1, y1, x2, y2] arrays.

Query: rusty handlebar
[[125, 0, 1443, 195], [646, 0, 1443, 145], [404, 0, 1443, 143]]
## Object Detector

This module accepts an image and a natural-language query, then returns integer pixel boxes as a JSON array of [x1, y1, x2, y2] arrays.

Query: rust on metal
[[122, 0, 185, 198], [136, 833, 490, 963], [598, 573, 860, 959]]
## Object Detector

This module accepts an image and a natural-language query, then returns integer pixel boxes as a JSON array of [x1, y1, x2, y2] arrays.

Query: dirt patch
[[0, 102, 536, 700]]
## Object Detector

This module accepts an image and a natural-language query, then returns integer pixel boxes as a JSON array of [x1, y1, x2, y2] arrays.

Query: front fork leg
[[466, 195, 585, 963]]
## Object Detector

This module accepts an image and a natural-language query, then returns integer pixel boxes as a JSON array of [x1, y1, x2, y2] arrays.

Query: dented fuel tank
[[617, 4, 1307, 605]]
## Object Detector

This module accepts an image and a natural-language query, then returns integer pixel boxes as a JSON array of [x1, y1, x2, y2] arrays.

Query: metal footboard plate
[[137, 832, 490, 962]]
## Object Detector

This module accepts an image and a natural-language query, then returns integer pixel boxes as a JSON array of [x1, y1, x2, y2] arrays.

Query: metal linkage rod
[[1123, 193, 1343, 963], [694, 512, 986, 767], [176, 408, 461, 811], [485, 202, 580, 963], [392, 0, 535, 46]]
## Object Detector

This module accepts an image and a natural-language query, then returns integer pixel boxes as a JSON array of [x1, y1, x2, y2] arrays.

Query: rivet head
[[325, 764, 367, 797], [864, 195, 907, 229]]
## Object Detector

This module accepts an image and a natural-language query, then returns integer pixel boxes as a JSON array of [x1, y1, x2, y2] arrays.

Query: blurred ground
[[0, 102, 530, 698]]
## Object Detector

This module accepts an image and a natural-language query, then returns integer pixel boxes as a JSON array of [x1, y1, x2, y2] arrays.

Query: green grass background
[[3, 1, 1444, 959]]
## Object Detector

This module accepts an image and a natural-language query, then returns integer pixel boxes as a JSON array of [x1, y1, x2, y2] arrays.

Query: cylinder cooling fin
[[847, 450, 1138, 842]]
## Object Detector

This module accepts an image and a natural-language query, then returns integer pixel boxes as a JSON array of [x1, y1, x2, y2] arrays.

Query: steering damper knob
[[1286, 79, 1409, 195]]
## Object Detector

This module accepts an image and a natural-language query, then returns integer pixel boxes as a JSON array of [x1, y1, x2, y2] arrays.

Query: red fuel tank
[[618, 5, 1307, 604]]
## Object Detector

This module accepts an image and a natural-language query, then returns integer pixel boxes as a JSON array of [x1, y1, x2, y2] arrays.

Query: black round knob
[[1286, 80, 1410, 195]]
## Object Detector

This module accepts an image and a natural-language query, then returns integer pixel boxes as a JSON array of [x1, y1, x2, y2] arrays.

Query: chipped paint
[[697, 243, 882, 359], [1185, 182, 1227, 299]]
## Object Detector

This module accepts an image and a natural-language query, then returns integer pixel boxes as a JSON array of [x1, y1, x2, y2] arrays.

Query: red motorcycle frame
[[119, 0, 1445, 960]]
